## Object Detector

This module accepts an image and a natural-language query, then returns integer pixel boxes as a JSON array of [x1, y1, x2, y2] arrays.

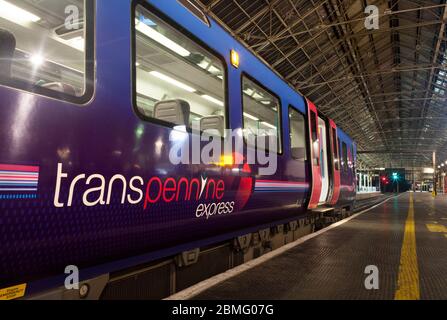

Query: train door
[[318, 116, 329, 204], [352, 143, 357, 184], [328, 120, 341, 205], [306, 99, 321, 209]]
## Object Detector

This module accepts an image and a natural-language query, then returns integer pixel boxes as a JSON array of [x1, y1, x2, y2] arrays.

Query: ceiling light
[[261, 122, 277, 130], [30, 54, 44, 67], [135, 19, 190, 57], [150, 71, 196, 92], [243, 112, 259, 121], [0, 0, 40, 24], [201, 95, 224, 107]]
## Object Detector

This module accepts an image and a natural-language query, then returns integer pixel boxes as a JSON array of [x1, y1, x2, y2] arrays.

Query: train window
[[332, 127, 339, 170], [242, 75, 282, 153], [289, 107, 307, 161], [342, 142, 348, 172], [134, 4, 226, 135], [310, 111, 319, 166], [0, 0, 93, 103]]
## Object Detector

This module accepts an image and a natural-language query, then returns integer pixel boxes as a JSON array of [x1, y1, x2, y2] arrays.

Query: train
[[0, 0, 356, 299]]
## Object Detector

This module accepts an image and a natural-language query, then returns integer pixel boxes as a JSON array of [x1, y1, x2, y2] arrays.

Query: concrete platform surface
[[190, 193, 447, 300]]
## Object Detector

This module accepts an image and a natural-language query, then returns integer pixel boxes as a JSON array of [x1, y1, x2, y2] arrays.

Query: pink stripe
[[0, 175, 39, 180], [257, 186, 308, 189], [256, 180, 307, 185], [257, 184, 308, 188], [257, 182, 304, 185], [0, 164, 39, 172], [256, 183, 306, 188]]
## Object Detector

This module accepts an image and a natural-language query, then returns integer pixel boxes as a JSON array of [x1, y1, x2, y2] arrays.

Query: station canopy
[[197, 0, 447, 169]]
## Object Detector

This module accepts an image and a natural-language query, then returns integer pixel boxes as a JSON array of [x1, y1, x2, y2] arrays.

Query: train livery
[[0, 0, 356, 297]]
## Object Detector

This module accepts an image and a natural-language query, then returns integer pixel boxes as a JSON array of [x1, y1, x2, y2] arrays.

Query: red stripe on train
[[0, 164, 40, 172]]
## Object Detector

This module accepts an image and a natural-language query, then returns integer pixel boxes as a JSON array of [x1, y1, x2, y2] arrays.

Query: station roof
[[197, 0, 447, 169]]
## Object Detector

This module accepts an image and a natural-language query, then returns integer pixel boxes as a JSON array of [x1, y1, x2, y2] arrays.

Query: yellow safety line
[[394, 193, 420, 300], [426, 224, 447, 233]]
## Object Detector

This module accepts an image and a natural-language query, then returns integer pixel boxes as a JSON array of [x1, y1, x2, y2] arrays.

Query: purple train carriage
[[0, 0, 356, 299]]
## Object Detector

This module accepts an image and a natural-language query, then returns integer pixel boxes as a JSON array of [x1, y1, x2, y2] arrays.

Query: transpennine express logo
[[51, 125, 278, 219], [53, 163, 253, 220]]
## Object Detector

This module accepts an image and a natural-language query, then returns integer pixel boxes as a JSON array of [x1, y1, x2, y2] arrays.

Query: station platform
[[175, 192, 447, 300], [355, 191, 382, 200]]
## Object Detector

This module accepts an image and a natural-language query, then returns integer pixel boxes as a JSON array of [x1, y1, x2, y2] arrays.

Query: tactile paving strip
[[415, 195, 447, 300]]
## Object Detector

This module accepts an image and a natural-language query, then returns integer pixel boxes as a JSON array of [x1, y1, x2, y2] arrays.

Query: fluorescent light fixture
[[201, 95, 224, 107], [150, 71, 196, 93], [0, 0, 40, 23], [243, 112, 259, 121], [30, 54, 44, 67], [261, 121, 277, 130], [135, 19, 190, 57]]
